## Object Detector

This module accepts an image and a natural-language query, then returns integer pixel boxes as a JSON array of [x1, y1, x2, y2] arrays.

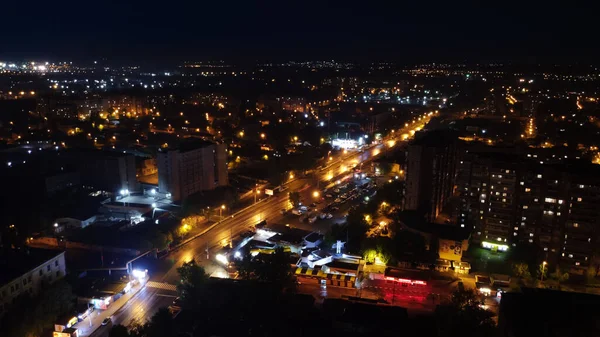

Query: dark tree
[[435, 288, 495, 337], [289, 191, 301, 207], [176, 259, 209, 309], [146, 307, 176, 337], [109, 325, 131, 337]]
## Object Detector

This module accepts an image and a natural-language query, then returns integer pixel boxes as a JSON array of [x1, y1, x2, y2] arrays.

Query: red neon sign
[[385, 276, 427, 286]]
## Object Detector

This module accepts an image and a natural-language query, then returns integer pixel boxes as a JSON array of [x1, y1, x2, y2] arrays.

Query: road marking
[[155, 293, 178, 298], [146, 281, 178, 292]]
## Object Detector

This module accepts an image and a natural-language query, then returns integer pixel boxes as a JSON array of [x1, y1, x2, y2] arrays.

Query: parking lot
[[279, 177, 377, 232]]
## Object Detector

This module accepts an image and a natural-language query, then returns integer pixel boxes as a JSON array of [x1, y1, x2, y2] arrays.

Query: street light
[[255, 189, 260, 203], [313, 191, 320, 198], [541, 261, 547, 282], [220, 205, 225, 218]]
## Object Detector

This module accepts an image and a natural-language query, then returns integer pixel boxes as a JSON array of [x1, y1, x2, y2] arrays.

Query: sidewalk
[[73, 278, 147, 337]]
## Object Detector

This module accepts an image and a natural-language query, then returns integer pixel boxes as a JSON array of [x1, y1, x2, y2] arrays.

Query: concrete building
[[458, 147, 600, 276], [0, 249, 66, 317], [157, 140, 228, 201], [62, 149, 137, 194], [404, 130, 458, 222]]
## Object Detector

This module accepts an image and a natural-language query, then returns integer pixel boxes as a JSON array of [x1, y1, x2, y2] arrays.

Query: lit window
[[525, 188, 531, 192], [506, 170, 510, 173], [502, 198, 506, 202], [520, 181, 524, 185], [544, 247, 548, 251], [575, 262, 580, 266], [579, 185, 585, 189], [498, 175, 503, 179], [523, 205, 529, 209], [534, 198, 539, 202], [522, 217, 527, 220], [528, 239, 533, 243], [577, 197, 582, 202], [529, 233, 534, 237], [557, 212, 561, 216], [545, 198, 556, 203], [574, 223, 579, 228], [558, 200, 564, 204], [568, 254, 573, 258], [513, 232, 518, 236], [514, 227, 519, 230], [537, 174, 542, 178]]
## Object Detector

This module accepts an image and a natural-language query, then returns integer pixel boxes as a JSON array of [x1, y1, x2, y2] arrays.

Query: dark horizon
[[2, 1, 599, 64]]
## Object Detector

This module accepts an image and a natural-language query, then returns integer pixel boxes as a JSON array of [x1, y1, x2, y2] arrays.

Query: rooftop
[[0, 248, 64, 285], [160, 139, 216, 153]]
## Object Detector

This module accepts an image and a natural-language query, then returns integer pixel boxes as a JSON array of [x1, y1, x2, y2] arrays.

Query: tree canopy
[[176, 259, 209, 309]]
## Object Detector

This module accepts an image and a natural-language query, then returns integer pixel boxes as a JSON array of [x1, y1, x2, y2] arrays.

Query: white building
[[0, 249, 66, 317], [157, 140, 228, 201]]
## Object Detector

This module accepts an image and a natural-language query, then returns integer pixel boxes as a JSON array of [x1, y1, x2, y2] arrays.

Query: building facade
[[0, 250, 66, 317], [62, 149, 137, 193], [458, 149, 600, 275], [157, 141, 228, 201], [404, 131, 458, 222]]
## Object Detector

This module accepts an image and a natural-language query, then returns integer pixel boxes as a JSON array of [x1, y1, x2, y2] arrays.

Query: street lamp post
[[541, 261, 547, 282], [255, 189, 260, 204], [220, 205, 225, 219], [151, 203, 157, 218]]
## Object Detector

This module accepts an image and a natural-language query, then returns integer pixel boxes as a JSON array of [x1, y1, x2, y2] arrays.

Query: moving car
[[101, 317, 111, 326]]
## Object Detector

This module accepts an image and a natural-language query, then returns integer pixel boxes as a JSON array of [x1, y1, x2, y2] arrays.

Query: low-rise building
[[0, 249, 66, 317]]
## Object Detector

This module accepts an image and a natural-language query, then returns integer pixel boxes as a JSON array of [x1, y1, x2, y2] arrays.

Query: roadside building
[[498, 288, 600, 337], [157, 140, 228, 202], [404, 130, 458, 222], [0, 249, 66, 317], [61, 148, 138, 194]]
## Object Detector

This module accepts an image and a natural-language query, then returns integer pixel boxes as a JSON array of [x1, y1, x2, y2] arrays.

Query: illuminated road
[[90, 286, 175, 337], [102, 112, 435, 334], [157, 112, 433, 284]]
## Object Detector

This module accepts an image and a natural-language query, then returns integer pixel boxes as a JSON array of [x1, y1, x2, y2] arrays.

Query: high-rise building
[[404, 131, 458, 222], [458, 148, 600, 275], [157, 140, 228, 202]]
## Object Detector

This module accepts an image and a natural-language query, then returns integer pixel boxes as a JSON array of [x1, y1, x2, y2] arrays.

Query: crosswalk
[[146, 281, 178, 292]]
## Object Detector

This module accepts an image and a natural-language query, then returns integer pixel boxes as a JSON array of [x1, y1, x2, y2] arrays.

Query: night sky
[[1, 1, 598, 63]]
